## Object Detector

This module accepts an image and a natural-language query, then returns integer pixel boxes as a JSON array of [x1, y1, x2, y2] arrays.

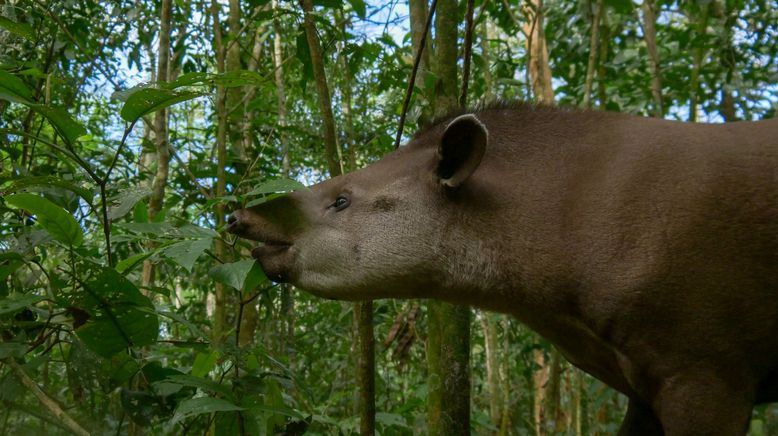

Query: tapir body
[[229, 103, 778, 435]]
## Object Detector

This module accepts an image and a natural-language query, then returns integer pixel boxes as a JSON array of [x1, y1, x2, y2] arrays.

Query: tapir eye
[[332, 195, 350, 211]]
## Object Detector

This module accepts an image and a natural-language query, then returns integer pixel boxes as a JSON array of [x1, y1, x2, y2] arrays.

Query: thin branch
[[100, 120, 139, 267], [394, 0, 439, 149], [4, 359, 89, 436]]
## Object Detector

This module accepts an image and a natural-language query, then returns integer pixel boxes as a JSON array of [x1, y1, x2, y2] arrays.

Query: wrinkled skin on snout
[[228, 114, 489, 302]]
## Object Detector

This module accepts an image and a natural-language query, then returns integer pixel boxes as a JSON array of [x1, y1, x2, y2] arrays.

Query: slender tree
[[582, 0, 604, 108], [426, 1, 471, 434], [522, 0, 554, 103], [688, 2, 711, 122], [596, 11, 610, 109], [640, 0, 663, 117], [271, 0, 296, 360], [211, 0, 229, 342], [141, 0, 173, 289], [299, 1, 375, 433]]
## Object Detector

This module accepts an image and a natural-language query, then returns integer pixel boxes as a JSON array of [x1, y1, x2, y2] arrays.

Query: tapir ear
[[437, 114, 488, 188]]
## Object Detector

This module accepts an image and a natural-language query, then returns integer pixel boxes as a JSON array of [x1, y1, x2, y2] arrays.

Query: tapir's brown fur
[[229, 103, 778, 435]]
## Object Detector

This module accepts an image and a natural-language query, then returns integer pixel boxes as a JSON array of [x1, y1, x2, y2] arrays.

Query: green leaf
[[133, 201, 148, 223], [120, 88, 206, 122], [116, 222, 174, 235], [29, 104, 86, 144], [170, 397, 244, 426], [74, 268, 159, 357], [161, 238, 212, 272], [108, 187, 151, 220], [208, 259, 257, 290], [0, 72, 86, 145], [167, 72, 210, 88], [375, 412, 410, 429], [2, 175, 93, 203], [161, 374, 233, 399], [191, 351, 219, 378], [313, 0, 343, 7], [296, 26, 313, 86], [0, 16, 35, 40], [177, 224, 219, 238], [157, 311, 208, 340], [0, 258, 23, 281], [0, 70, 33, 103], [243, 262, 268, 291], [116, 251, 154, 274], [5, 193, 84, 246], [0, 294, 44, 316], [250, 404, 305, 420], [30, 104, 87, 146], [211, 70, 265, 88], [346, 0, 366, 18], [245, 178, 307, 196], [0, 342, 26, 359], [106, 352, 142, 385]]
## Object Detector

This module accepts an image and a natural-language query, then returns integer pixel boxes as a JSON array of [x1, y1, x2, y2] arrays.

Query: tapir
[[228, 102, 778, 435]]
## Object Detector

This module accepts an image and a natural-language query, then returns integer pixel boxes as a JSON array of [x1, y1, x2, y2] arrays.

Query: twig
[[98, 120, 138, 267], [4, 359, 90, 436], [393, 0, 439, 149]]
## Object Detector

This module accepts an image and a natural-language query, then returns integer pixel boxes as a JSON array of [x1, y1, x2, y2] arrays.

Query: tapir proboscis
[[228, 102, 778, 435]]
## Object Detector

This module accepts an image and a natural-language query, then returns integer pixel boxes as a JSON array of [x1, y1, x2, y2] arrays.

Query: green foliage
[[5, 193, 84, 246], [0, 0, 775, 434], [120, 88, 207, 123]]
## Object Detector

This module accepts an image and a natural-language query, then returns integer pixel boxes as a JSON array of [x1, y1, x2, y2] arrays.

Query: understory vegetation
[[1, 0, 776, 434]]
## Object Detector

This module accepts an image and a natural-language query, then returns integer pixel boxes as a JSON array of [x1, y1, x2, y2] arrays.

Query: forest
[[1, 0, 777, 434]]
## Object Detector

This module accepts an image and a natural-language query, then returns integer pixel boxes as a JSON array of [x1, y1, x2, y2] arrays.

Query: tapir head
[[228, 114, 488, 300]]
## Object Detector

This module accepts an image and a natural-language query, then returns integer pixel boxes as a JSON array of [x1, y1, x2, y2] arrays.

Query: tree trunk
[[596, 11, 610, 109], [432, 0, 458, 114], [354, 301, 375, 435], [582, 0, 604, 108], [211, 0, 229, 343], [546, 349, 565, 432], [425, 1, 471, 434], [640, 0, 663, 117], [141, 0, 173, 289], [238, 5, 265, 348], [572, 369, 585, 436], [715, 0, 738, 122], [480, 314, 502, 430], [299, 2, 374, 433], [273, 0, 291, 176], [226, 0, 248, 166], [522, 0, 554, 103], [532, 348, 548, 436], [481, 19, 495, 101], [499, 316, 512, 435], [338, 17, 357, 173], [688, 2, 710, 122], [271, 0, 295, 361], [409, 0, 432, 72], [300, 0, 342, 177], [427, 301, 470, 435]]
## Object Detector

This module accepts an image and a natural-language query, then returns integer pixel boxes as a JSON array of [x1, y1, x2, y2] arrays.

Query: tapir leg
[[654, 371, 753, 436], [618, 398, 663, 436]]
